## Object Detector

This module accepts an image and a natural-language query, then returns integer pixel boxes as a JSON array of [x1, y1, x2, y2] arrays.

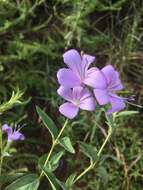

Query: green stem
[[39, 119, 68, 179], [74, 125, 112, 183], [97, 125, 112, 157], [0, 141, 12, 177], [0, 129, 2, 176], [74, 163, 93, 183]]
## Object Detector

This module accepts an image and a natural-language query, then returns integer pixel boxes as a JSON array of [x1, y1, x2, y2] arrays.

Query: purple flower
[[57, 49, 97, 88], [2, 124, 25, 142], [57, 86, 96, 119], [92, 65, 125, 114]]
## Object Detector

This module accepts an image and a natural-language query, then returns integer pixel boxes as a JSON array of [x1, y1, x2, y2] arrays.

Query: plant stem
[[74, 125, 112, 183], [97, 125, 112, 157], [39, 119, 68, 179], [0, 128, 3, 176], [74, 163, 93, 183]]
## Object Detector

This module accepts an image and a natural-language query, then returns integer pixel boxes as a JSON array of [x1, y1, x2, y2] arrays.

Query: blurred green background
[[0, 0, 143, 189]]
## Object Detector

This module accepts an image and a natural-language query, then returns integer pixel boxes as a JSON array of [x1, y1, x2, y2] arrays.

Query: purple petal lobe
[[79, 88, 96, 111], [82, 54, 95, 68], [102, 65, 123, 90], [94, 89, 109, 105], [10, 131, 25, 141], [63, 49, 82, 73], [108, 95, 125, 114], [84, 70, 107, 89], [79, 96, 96, 111], [57, 86, 72, 101], [101, 65, 115, 84], [2, 124, 12, 135], [110, 71, 123, 90], [72, 86, 83, 100], [59, 102, 79, 119], [57, 68, 81, 88]]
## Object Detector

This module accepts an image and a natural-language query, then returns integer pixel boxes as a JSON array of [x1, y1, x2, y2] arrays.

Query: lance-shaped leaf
[[65, 173, 77, 189], [40, 166, 67, 190], [97, 166, 108, 185], [115, 110, 139, 117], [80, 142, 97, 164], [0, 173, 24, 186], [4, 174, 39, 190], [39, 150, 64, 172], [36, 106, 58, 140], [59, 137, 75, 154]]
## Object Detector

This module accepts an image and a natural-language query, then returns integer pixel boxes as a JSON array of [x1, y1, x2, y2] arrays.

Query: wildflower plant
[[0, 50, 139, 190]]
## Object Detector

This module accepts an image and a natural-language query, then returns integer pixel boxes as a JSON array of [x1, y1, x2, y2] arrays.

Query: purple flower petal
[[84, 70, 107, 89], [108, 95, 125, 114], [85, 67, 98, 75], [78, 88, 96, 111], [110, 71, 123, 90], [57, 86, 72, 101], [2, 124, 12, 136], [57, 68, 81, 88], [102, 65, 123, 90], [63, 49, 82, 74], [82, 54, 95, 68], [79, 96, 96, 111], [72, 86, 83, 100], [10, 131, 25, 141], [101, 65, 115, 84], [59, 102, 79, 119], [94, 89, 109, 105]]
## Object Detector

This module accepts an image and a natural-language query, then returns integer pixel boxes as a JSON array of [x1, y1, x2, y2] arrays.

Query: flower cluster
[[57, 49, 125, 119]]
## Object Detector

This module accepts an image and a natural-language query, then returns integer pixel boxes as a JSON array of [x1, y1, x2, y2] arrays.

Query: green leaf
[[80, 142, 97, 164], [36, 106, 58, 140], [4, 174, 39, 190], [0, 173, 24, 186], [115, 110, 139, 117], [101, 154, 123, 165], [48, 151, 64, 171], [40, 167, 67, 190], [59, 137, 75, 154], [97, 166, 108, 185], [65, 173, 77, 189], [42, 170, 59, 190], [39, 151, 64, 172]]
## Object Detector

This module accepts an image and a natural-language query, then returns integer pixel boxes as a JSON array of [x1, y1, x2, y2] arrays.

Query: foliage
[[0, 0, 142, 190]]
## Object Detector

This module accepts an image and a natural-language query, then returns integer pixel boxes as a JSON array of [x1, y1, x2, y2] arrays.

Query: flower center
[[73, 100, 80, 106]]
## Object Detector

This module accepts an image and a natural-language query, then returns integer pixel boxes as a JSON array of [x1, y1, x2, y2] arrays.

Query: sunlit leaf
[[115, 110, 139, 117], [65, 173, 77, 189], [59, 137, 75, 154]]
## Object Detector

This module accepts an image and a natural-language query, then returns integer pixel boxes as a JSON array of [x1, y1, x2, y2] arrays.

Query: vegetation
[[0, 0, 143, 189]]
